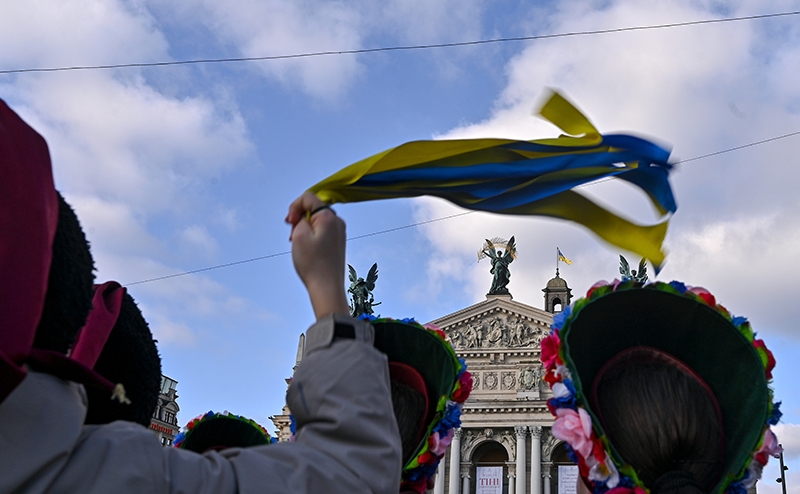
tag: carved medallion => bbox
[484,372,498,390]
[472,373,480,390]
[500,371,516,390]
[518,366,542,391]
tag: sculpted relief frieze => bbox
[445,313,547,350]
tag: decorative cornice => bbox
[462,405,551,414]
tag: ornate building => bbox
[150,374,181,446]
[428,271,574,494]
[270,267,576,494]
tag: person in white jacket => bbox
[0,98,401,494]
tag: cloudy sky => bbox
[2,0,798,490]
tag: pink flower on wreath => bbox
[586,280,611,298]
[552,407,594,459]
[429,429,454,456]
[541,332,562,369]
[688,286,716,307]
[755,429,782,466]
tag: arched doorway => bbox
[471,441,509,494]
[549,442,578,494]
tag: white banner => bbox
[558,465,579,494]
[476,466,503,494]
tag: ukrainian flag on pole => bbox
[557,248,573,265]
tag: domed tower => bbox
[543,268,572,313]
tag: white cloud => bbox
[775,423,800,459]
[145,311,198,347]
[179,225,220,259]
[0,0,168,70]
[411,0,800,342]
[154,0,487,101]
[0,1,260,337]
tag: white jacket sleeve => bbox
[0,316,400,494]
[227,314,402,494]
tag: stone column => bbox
[449,429,462,494]
[434,457,446,494]
[507,462,517,494]
[515,426,527,494]
[461,464,471,494]
[530,426,542,494]
[543,465,552,494]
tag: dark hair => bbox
[591,348,722,492]
[84,292,162,427]
[391,380,427,465]
[33,192,95,354]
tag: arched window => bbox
[471,441,509,494]
[549,442,578,494]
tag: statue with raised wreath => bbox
[478,236,516,296]
[348,263,380,317]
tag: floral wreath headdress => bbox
[362,315,472,493]
[540,280,781,494]
[174,410,276,453]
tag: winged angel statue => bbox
[348,263,380,317]
[619,255,648,283]
[478,237,517,296]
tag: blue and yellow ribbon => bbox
[310,90,675,270]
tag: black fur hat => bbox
[33,192,95,354]
[84,291,162,427]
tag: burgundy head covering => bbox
[0,99,58,401]
[71,282,126,369]
[0,100,122,404]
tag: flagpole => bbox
[555,247,559,276]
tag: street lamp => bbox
[775,444,788,494]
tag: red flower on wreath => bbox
[452,372,473,402]
[753,339,776,379]
[541,332,562,369]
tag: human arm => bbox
[285,192,349,320]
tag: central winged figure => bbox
[480,236,516,296]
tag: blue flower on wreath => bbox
[439,402,462,430]
[668,280,688,294]
[732,316,747,327]
[549,378,578,410]
[552,305,572,330]
[289,414,297,435]
[768,402,782,426]
[456,358,467,378]
[358,313,377,321]
[401,317,417,325]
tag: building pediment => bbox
[428,294,553,352]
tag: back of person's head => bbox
[84,291,161,427]
[33,192,94,354]
[591,348,722,491]
[391,379,427,465]
[542,280,781,494]
[370,317,472,493]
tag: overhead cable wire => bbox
[126,211,475,285]
[2,11,799,75]
[125,129,800,286]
